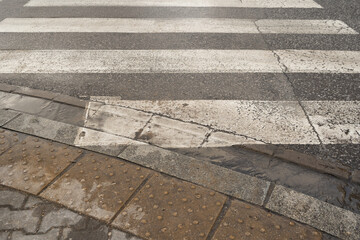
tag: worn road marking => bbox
[81,99,360,147]
[1,50,360,73]
[25,0,322,8]
[0,18,355,34]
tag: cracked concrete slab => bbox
[108,100,319,144]
[138,115,210,148]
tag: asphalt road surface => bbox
[0,0,359,169]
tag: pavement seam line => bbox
[36,151,86,196]
[205,196,231,240]
[109,172,153,223]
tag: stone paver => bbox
[0,110,19,127]
[113,174,227,240]
[0,208,39,233]
[0,129,25,155]
[110,230,142,240]
[41,153,152,222]
[0,190,26,209]
[212,199,322,240]
[39,208,83,232]
[266,185,360,240]
[0,188,139,240]
[11,229,60,240]
[0,135,82,194]
[119,144,270,205]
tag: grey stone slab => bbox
[4,114,78,145]
[0,232,9,240]
[39,208,83,232]
[61,218,109,240]
[14,86,59,100]
[11,229,60,240]
[0,92,51,115]
[266,185,360,240]
[119,144,270,205]
[0,109,19,126]
[110,230,142,240]
[0,208,39,233]
[0,190,26,209]
[24,196,44,209]
[38,101,86,126]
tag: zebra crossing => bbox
[0,0,359,164]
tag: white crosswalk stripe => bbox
[0,0,359,152]
[0,50,359,73]
[0,18,357,34]
[25,0,323,8]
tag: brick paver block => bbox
[41,153,152,222]
[113,174,227,240]
[0,135,82,194]
[212,199,322,240]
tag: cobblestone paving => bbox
[0,186,141,240]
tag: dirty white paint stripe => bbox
[1,50,360,73]
[0,18,355,34]
[87,99,360,146]
[25,0,322,8]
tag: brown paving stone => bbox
[41,153,152,222]
[112,174,227,240]
[0,129,26,155]
[0,135,81,194]
[212,199,322,240]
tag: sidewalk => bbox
[0,84,359,239]
[0,129,323,240]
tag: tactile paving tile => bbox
[0,135,81,194]
[212,200,322,240]
[0,129,26,155]
[112,174,227,240]
[41,153,152,222]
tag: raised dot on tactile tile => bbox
[122,212,127,216]
[275,225,281,230]
[229,236,235,240]
[145,184,151,188]
[92,159,96,163]
[210,192,215,196]
[149,194,154,199]
[191,185,196,189]
[120,162,125,166]
[245,232,251,236]
[245,205,251,209]
[129,187,134,191]
[168,201,173,205]
[141,219,147,224]
[153,205,159,209]
[193,220,199,225]
[260,228,266,233]
[238,219,243,224]
[134,197,139,201]
[65,173,69,177]
[95,176,100,179]
[289,221,295,226]
[187,208,193,213]
[178,224,183,229]
[178,188,183,192]
[157,216,163,220]
[202,205,207,209]
[172,212,178,217]
[93,167,98,171]
[161,227,167,233]
[182,198,188,202]
[164,191,169,195]
[140,175,144,179]
[312,232,319,236]
[199,233,205,237]
[216,202,221,206]
[209,217,214,221]
[65,153,69,156]
[145,232,150,237]
[123,169,128,173]
[195,194,201,199]
[136,167,141,171]
[118,200,123,204]
[267,213,272,217]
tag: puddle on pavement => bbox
[171,146,360,214]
